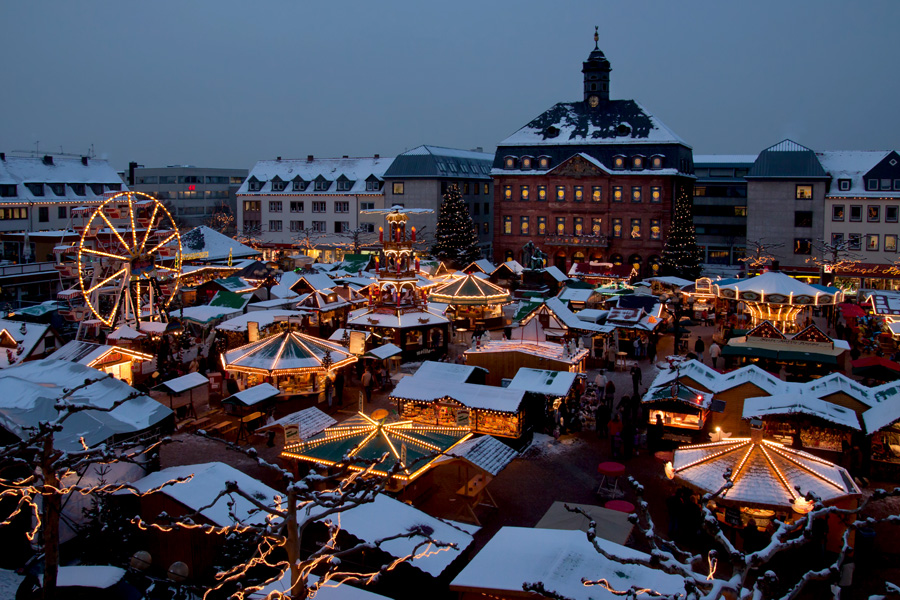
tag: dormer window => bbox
[365,179,381,191]
[248,179,262,192]
[50,183,66,196]
[336,178,353,191]
[612,155,625,170]
[632,156,644,170]
[106,183,121,192]
[315,178,331,192]
[538,156,551,169]
[867,179,878,191]
[504,156,516,170]
[521,156,533,170]
[838,179,851,192]
[26,183,44,196]
[89,184,104,195]
[650,155,664,170]
[271,178,286,192]
[71,183,85,196]
[292,178,308,192]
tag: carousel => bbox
[346,206,450,360]
[222,330,356,396]
[714,271,842,333]
[281,411,472,489]
[428,272,510,330]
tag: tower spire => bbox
[594,25,599,50]
[583,27,611,104]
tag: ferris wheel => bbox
[74,191,182,329]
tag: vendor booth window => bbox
[795,184,813,199]
[556,217,566,235]
[867,234,880,251]
[832,205,844,221]
[793,238,811,254]
[885,235,897,252]
[538,216,547,235]
[612,218,622,238]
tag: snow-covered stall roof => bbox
[645,275,694,288]
[106,325,145,340]
[391,378,525,414]
[862,382,900,433]
[0,318,53,368]
[492,260,525,275]
[12,300,60,318]
[557,287,594,304]
[156,372,208,394]
[308,493,476,577]
[542,265,569,282]
[124,462,280,527]
[647,360,787,395]
[346,306,449,329]
[226,383,280,407]
[450,527,683,600]
[742,395,862,430]
[215,309,306,332]
[296,273,338,292]
[435,434,518,476]
[170,304,242,325]
[168,226,260,261]
[48,340,153,366]
[542,297,612,333]
[259,406,337,440]
[251,572,391,599]
[364,343,402,360]
[507,368,577,397]
[46,566,126,590]
[0,359,172,451]
[411,360,486,384]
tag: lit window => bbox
[521,157,532,170]
[463,182,470,194]
[537,185,547,201]
[849,233,862,250]
[520,185,529,201]
[795,185,813,199]
[633,156,643,170]
[556,186,565,201]
[831,233,844,246]
[612,218,622,238]
[556,217,565,234]
[574,217,584,236]
[650,186,661,203]
[520,216,529,235]
[591,217,602,235]
[504,185,512,200]
[592,186,602,202]
[651,155,663,169]
[868,206,880,222]
[735,206,747,217]
[650,219,661,240]
[613,156,625,170]
[886,234,898,252]
[612,186,623,202]
[574,186,583,202]
[631,219,641,238]
[503,215,512,234]
[867,234,880,251]
[504,156,516,169]
[483,183,489,195]
[537,216,547,235]
[393,182,404,195]
[632,187,642,202]
[832,205,844,221]
[538,156,550,169]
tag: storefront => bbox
[643,382,716,431]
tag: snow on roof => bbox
[169,226,260,261]
[49,566,125,590]
[649,360,787,396]
[299,273,338,291]
[106,325,145,340]
[401,144,493,161]
[507,368,577,397]
[714,271,838,304]
[450,526,683,599]
[48,340,150,367]
[365,343,402,360]
[138,321,168,334]
[391,377,525,413]
[125,462,281,528]
[694,154,758,165]
[227,383,280,407]
[0,359,171,450]
[557,287,593,303]
[411,360,484,384]
[464,259,496,274]
[346,306,449,329]
[743,395,862,430]
[0,318,52,368]
[862,381,900,432]
[802,372,873,408]
[12,301,60,318]
[467,339,589,365]
[645,275,694,288]
[238,157,393,195]
[544,297,610,333]
[0,155,123,199]
[247,298,300,310]
[260,406,337,439]
[436,435,518,476]
[170,304,241,325]
[309,493,476,577]
[542,265,568,282]
[817,150,894,198]
[251,572,391,599]
[328,328,371,342]
[216,309,306,332]
[492,260,525,275]
[158,372,208,394]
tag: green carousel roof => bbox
[223,331,356,375]
[282,413,471,482]
[429,273,510,306]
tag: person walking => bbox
[608,413,623,458]
[604,379,616,407]
[694,336,706,361]
[594,370,608,403]
[630,364,642,398]
[361,366,374,405]
[709,341,722,369]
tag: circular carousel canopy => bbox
[428,273,510,306]
[223,331,356,375]
[714,271,841,306]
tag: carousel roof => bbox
[223,331,356,375]
[429,273,510,306]
[670,435,860,510]
[714,271,841,306]
[281,413,472,482]
[346,305,449,329]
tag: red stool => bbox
[596,461,626,498]
[605,499,636,513]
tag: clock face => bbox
[588,95,599,107]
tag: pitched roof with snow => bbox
[743,395,862,430]
[817,150,896,198]
[169,226,260,261]
[438,435,518,476]
[0,155,124,202]
[507,368,577,397]
[384,145,493,180]
[215,309,306,332]
[542,297,611,333]
[0,318,54,368]
[391,377,525,413]
[238,157,393,195]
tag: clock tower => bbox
[582,26,611,106]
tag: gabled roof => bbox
[543,297,611,333]
[491,260,525,276]
[170,225,260,261]
[391,377,526,413]
[435,435,518,476]
[463,259,497,274]
[746,139,828,179]
[497,100,688,147]
[0,155,124,202]
[743,395,862,430]
[817,150,894,198]
[238,157,393,195]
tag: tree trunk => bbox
[41,439,60,600]
[285,488,308,598]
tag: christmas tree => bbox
[660,183,702,280]
[431,184,481,267]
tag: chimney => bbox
[0,153,5,162]
[42,155,53,166]
[307,155,314,162]
[374,154,380,159]
[128,161,138,186]
[342,155,349,159]
[81,156,89,166]
[276,156,282,161]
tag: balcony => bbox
[544,234,608,248]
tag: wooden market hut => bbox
[641,380,720,435]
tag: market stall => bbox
[742,395,862,454]
[642,381,718,432]
[428,272,511,331]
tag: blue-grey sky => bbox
[2,0,897,171]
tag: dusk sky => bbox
[2,0,897,171]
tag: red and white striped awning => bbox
[57,288,81,300]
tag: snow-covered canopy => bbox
[411,360,485,384]
[215,309,306,333]
[433,434,518,476]
[107,325,145,340]
[0,318,54,368]
[645,275,694,288]
[156,372,208,394]
[391,377,525,414]
[259,406,337,440]
[0,359,172,451]
[346,305,449,329]
[507,368,577,397]
[170,304,242,325]
[49,340,153,367]
[224,331,356,375]
[714,271,841,306]
[225,382,280,407]
[542,297,612,333]
[364,343,402,360]
[742,395,862,430]
[450,527,683,600]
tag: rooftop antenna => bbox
[34,141,39,156]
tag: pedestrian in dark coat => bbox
[630,364,642,398]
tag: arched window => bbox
[611,253,623,266]
[573,251,585,264]
[505,249,514,262]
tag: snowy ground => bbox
[521,432,585,458]
[0,568,23,598]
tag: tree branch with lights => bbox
[805,238,862,285]
[524,475,900,600]
[739,238,784,273]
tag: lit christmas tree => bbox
[660,183,702,280]
[431,184,481,267]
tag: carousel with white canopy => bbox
[714,271,843,332]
